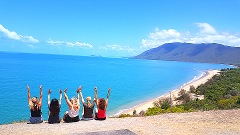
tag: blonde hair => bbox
[71,97,79,108]
[29,97,38,109]
[86,96,91,107]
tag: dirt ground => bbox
[0,109,240,135]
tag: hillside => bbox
[132,43,240,66]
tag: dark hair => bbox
[49,98,60,116]
[99,98,106,110]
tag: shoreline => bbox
[122,69,220,115]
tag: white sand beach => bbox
[124,70,220,115]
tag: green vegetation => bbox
[153,97,170,108]
[119,68,240,117]
[144,107,166,116]
[176,89,191,103]
[144,68,240,116]
[161,102,170,110]
[118,114,131,118]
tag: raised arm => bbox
[39,85,43,109]
[79,86,84,104]
[94,87,98,107]
[64,88,72,108]
[27,85,32,109]
[59,89,62,105]
[105,88,111,109]
[76,86,81,106]
[48,89,51,105]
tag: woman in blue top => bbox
[27,85,43,124]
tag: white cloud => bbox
[99,45,135,52]
[27,45,35,48]
[47,39,64,45]
[0,24,20,40]
[66,41,93,48]
[0,24,39,43]
[149,28,180,40]
[22,36,39,43]
[196,23,218,34]
[75,42,93,48]
[142,23,240,48]
[47,39,94,48]
[141,28,183,48]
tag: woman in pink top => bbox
[94,87,111,120]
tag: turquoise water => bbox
[0,51,233,124]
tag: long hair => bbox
[49,98,60,116]
[86,96,91,108]
[30,97,38,110]
[71,97,79,109]
[99,98,106,110]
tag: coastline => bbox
[122,69,220,115]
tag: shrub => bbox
[133,109,137,115]
[190,85,195,93]
[166,106,185,113]
[187,108,195,112]
[153,97,171,108]
[182,104,192,111]
[218,96,239,109]
[237,96,240,104]
[230,89,240,96]
[144,107,166,116]
[139,110,145,116]
[202,104,217,111]
[177,89,191,103]
[161,102,170,110]
[119,114,131,118]
[224,94,232,99]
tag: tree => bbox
[177,89,191,103]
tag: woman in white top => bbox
[63,88,80,123]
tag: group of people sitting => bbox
[27,85,111,124]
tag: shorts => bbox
[94,113,106,120]
[81,115,94,121]
[48,115,60,124]
[29,116,43,124]
[64,113,80,123]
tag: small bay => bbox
[0,51,233,124]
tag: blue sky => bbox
[0,0,240,57]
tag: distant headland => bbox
[131,42,240,67]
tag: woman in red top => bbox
[94,87,111,120]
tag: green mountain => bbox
[132,42,240,66]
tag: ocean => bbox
[0,51,233,124]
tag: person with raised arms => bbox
[27,85,43,124]
[63,88,80,123]
[47,88,62,124]
[79,86,96,120]
[94,87,111,120]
